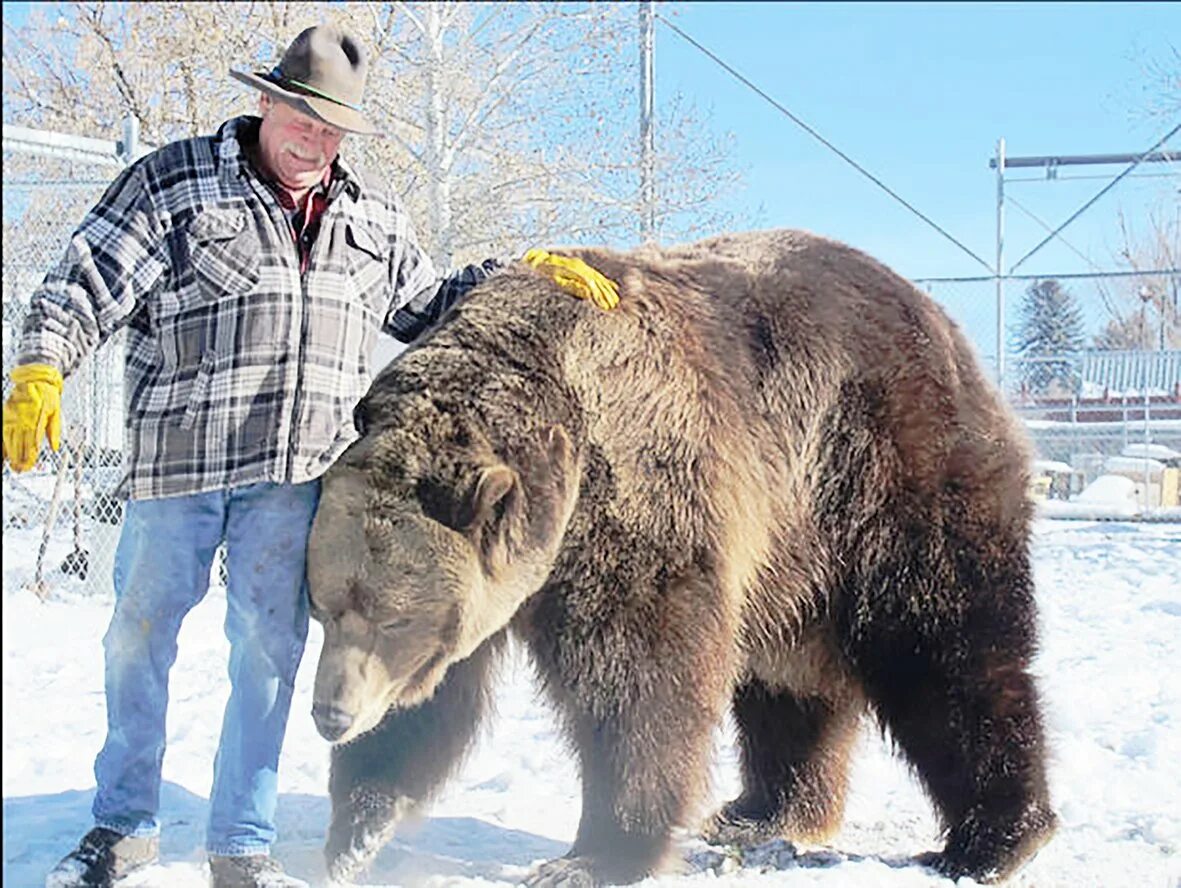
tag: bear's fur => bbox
[307,229,1056,885]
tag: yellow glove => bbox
[523,249,620,311]
[3,363,64,473]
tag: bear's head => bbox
[307,400,579,744]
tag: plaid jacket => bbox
[18,116,500,500]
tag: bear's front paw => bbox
[324,789,408,883]
[523,855,602,888]
[702,802,784,847]
[916,848,1001,883]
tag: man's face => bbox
[257,95,346,191]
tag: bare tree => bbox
[1094,206,1181,349]
[1140,43,1181,122]
[3,1,742,266]
[1092,42,1181,349]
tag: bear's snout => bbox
[312,703,354,742]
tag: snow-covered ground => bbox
[3,519,1180,888]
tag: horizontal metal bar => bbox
[3,123,121,156]
[990,151,1178,169]
[4,178,116,188]
[2,139,124,168]
[914,268,1181,285]
[1004,171,1180,183]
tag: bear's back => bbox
[549,231,1029,607]
[561,229,1006,458]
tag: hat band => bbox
[269,66,363,112]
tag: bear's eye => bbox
[379,616,413,634]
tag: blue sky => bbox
[3,1,1178,358]
[652,2,1179,359]
[655,3,1177,275]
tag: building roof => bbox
[1078,349,1181,397]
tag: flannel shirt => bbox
[17,116,501,500]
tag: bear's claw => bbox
[324,790,407,883]
[523,855,601,888]
[916,802,1057,884]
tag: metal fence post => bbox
[120,114,139,164]
[639,1,656,244]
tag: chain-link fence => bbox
[921,272,1181,511]
[3,126,129,600]
[4,123,1180,601]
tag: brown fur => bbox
[307,229,1056,885]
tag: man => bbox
[3,24,615,888]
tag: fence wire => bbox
[3,125,1180,601]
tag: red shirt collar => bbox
[266,163,333,211]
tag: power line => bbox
[913,268,1181,285]
[1005,194,1104,275]
[1007,121,1181,274]
[1004,194,1133,319]
[655,12,994,274]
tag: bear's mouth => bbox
[385,646,451,710]
[317,644,456,744]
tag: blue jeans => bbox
[91,480,320,856]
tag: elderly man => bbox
[4,24,613,888]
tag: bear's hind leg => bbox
[849,550,1056,882]
[325,630,507,881]
[707,679,861,848]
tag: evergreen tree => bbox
[1015,279,1085,396]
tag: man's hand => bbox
[523,249,620,311]
[3,363,64,473]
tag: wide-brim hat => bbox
[231,25,378,136]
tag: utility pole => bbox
[639,1,656,244]
[995,138,1006,391]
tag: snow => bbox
[4,520,1181,888]
[1032,459,1077,475]
[1103,456,1167,478]
[1023,418,1181,434]
[1075,475,1140,509]
[1121,444,1181,462]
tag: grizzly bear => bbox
[306,229,1056,886]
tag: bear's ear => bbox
[469,465,519,527]
[417,464,518,534]
[463,465,525,575]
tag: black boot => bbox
[208,854,308,888]
[45,827,159,887]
